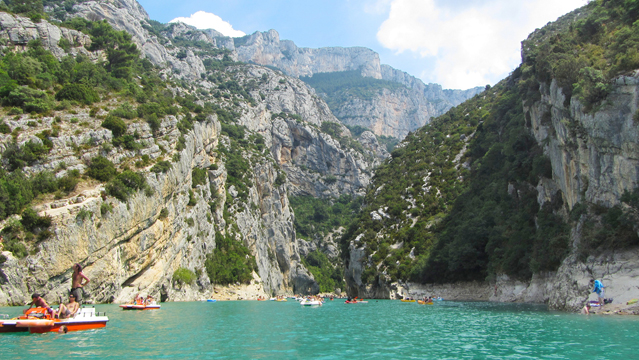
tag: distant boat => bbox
[120,303,161,310]
[300,299,323,306]
[400,299,416,303]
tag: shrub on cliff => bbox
[191,167,208,188]
[20,207,51,233]
[105,170,148,202]
[3,140,51,171]
[55,83,100,104]
[101,115,127,138]
[205,231,256,285]
[172,267,196,285]
[86,156,117,182]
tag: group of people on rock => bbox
[23,263,90,319]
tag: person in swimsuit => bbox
[24,293,56,318]
[57,293,80,319]
[71,263,90,303]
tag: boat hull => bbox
[28,320,108,334]
[4,307,109,334]
[0,321,28,333]
[300,300,323,306]
[120,304,161,310]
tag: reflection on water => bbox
[2,300,639,359]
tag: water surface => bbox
[1,300,638,359]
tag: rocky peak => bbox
[235,29,382,79]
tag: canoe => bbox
[417,300,434,305]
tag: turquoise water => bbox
[1,300,639,359]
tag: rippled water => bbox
[1,300,639,359]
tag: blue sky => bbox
[137,0,587,90]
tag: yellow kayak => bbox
[417,300,434,305]
[401,299,416,303]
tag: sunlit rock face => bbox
[232,29,482,139]
[0,2,386,305]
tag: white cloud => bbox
[169,11,246,38]
[377,0,588,89]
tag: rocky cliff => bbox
[230,29,482,139]
[0,3,385,305]
[342,1,639,312]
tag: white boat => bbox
[300,299,323,306]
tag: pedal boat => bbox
[300,299,323,306]
[119,302,161,310]
[1,307,108,334]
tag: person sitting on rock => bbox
[58,293,80,319]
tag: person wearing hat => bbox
[57,293,80,319]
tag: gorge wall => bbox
[230,29,483,139]
[342,3,639,311]
[0,2,385,305]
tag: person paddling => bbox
[71,263,90,304]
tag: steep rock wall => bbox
[233,29,482,139]
[0,121,221,305]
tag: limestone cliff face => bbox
[236,66,381,198]
[233,29,482,139]
[0,12,96,60]
[528,77,639,209]
[522,74,639,310]
[0,4,386,304]
[69,0,207,80]
[0,120,221,305]
[234,29,382,79]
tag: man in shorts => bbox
[71,263,90,303]
[57,293,80,319]
[592,279,605,305]
[24,293,56,318]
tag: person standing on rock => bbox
[592,279,605,305]
[71,263,90,304]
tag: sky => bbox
[136,0,588,90]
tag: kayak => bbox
[400,299,416,302]
[417,300,434,305]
